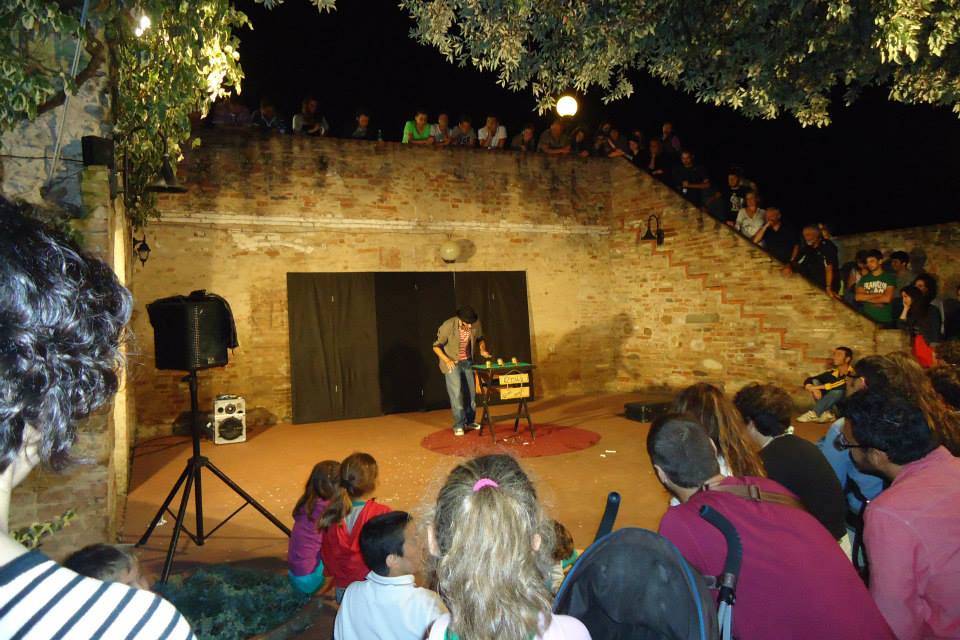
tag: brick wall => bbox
[837,223,960,299]
[132,132,907,436]
[1,25,123,559]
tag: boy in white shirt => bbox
[334,511,446,640]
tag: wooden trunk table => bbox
[472,362,535,442]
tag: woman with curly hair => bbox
[0,202,195,638]
[885,352,960,456]
[671,382,766,478]
[426,454,589,640]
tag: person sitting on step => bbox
[798,346,855,423]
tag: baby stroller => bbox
[553,493,742,640]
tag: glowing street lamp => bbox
[556,95,578,117]
[134,13,151,37]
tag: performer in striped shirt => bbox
[432,306,492,436]
[0,205,195,639]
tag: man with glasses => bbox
[433,306,492,436]
[816,355,890,513]
[841,391,960,640]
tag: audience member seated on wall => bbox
[402,109,434,145]
[570,127,592,158]
[798,346,856,424]
[644,138,671,181]
[510,123,537,152]
[430,113,452,146]
[425,455,590,640]
[334,511,446,640]
[449,115,476,147]
[888,250,917,290]
[348,108,377,140]
[841,391,960,640]
[733,190,765,238]
[899,285,944,357]
[601,128,630,158]
[913,273,947,338]
[785,224,840,298]
[671,383,765,479]
[855,249,898,325]
[843,250,871,306]
[648,415,895,640]
[721,166,752,224]
[251,97,285,132]
[292,96,329,136]
[477,115,507,150]
[659,120,682,155]
[0,204,195,639]
[538,119,571,156]
[591,121,613,155]
[209,95,251,126]
[733,384,849,548]
[672,150,711,208]
[627,139,645,168]
[750,206,795,263]
[63,544,151,590]
[929,365,960,410]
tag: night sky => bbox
[232,0,960,235]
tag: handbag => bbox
[912,333,936,368]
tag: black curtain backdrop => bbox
[454,271,532,366]
[288,271,531,422]
[287,272,380,423]
[374,272,455,414]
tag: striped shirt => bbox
[0,550,194,640]
[457,323,471,362]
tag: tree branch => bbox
[35,30,106,116]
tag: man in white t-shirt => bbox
[477,115,507,150]
[335,512,446,640]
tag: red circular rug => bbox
[421,423,601,458]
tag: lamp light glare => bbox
[139,14,152,30]
[556,95,578,117]
[134,26,144,37]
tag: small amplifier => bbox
[212,394,246,444]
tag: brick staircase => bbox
[604,162,906,393]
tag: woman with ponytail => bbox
[319,452,391,602]
[426,455,590,640]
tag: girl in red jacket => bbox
[319,452,391,602]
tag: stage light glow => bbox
[139,14,152,30]
[556,95,578,117]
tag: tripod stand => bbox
[137,369,291,583]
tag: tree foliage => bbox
[111,1,248,227]
[399,0,960,126]
[1,1,247,227]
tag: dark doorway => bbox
[374,272,455,414]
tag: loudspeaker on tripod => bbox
[146,290,237,371]
[212,394,246,444]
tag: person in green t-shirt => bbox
[856,249,897,324]
[402,109,434,145]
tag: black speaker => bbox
[81,135,115,168]
[147,291,236,371]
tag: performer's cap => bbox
[457,305,479,323]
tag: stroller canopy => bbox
[553,527,719,640]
